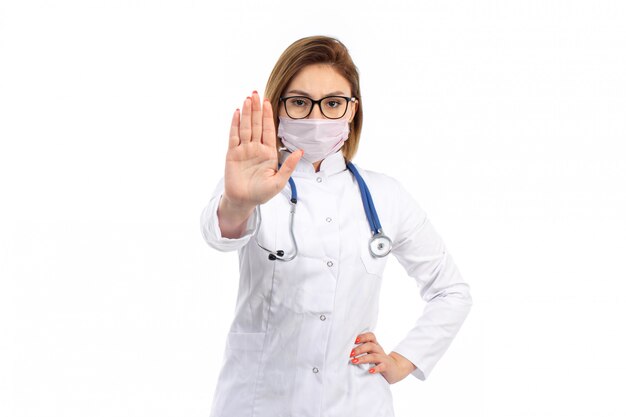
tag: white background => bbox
[1,0,625,416]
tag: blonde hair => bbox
[264,35,363,162]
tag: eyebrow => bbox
[285,89,348,97]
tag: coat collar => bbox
[278,148,347,177]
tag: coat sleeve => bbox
[388,177,472,381]
[199,177,259,252]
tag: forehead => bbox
[285,64,351,95]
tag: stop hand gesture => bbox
[218,91,303,238]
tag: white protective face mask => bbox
[277,116,350,165]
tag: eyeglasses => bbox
[279,95,357,119]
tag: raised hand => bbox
[217,91,303,239]
[223,91,303,209]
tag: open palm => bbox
[224,92,303,208]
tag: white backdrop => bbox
[1,0,625,416]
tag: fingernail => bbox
[355,337,360,344]
[369,369,375,374]
[246,96,251,99]
[264,98,269,102]
[236,108,240,112]
[253,90,258,94]
[351,358,358,363]
[350,349,355,357]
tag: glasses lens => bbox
[285,97,313,119]
[321,97,348,119]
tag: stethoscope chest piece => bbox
[369,232,392,257]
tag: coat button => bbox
[320,314,326,321]
[312,367,319,373]
[327,261,333,267]
[316,177,322,183]
[326,217,332,222]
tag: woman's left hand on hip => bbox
[350,331,417,384]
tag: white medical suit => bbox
[200,149,472,417]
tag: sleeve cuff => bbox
[391,345,427,381]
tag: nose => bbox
[307,102,326,119]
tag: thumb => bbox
[275,149,303,185]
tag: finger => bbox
[350,342,383,358]
[239,97,252,143]
[251,91,262,142]
[261,98,276,148]
[274,149,303,186]
[369,362,386,374]
[355,332,377,345]
[350,352,384,365]
[364,332,377,343]
[356,342,384,353]
[228,108,241,149]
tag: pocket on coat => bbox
[227,331,266,351]
[359,230,388,278]
[349,359,393,408]
[211,332,266,416]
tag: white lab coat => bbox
[200,148,472,417]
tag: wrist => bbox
[217,195,256,239]
[220,194,255,219]
[389,351,417,376]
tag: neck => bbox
[313,160,321,172]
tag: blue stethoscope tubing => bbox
[254,160,392,261]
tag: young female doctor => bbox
[200,35,472,417]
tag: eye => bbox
[326,100,341,108]
[288,98,308,107]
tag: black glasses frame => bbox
[279,95,357,119]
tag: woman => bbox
[200,35,472,417]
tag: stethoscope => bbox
[254,159,393,262]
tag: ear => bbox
[348,99,358,123]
